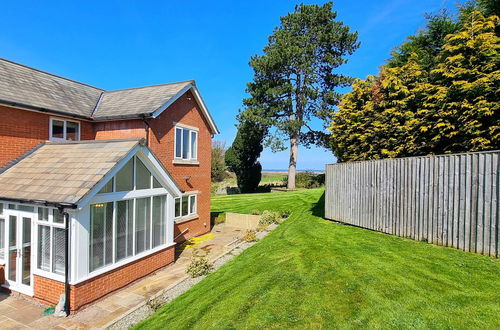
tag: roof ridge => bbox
[0,58,105,92]
[104,80,194,94]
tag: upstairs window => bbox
[175,126,198,161]
[50,118,80,141]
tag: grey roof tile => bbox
[0,58,194,120]
[0,139,140,205]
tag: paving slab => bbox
[0,223,244,329]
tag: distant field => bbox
[223,172,286,185]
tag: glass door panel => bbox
[8,215,17,281]
[21,217,31,285]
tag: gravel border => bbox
[106,224,277,329]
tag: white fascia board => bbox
[76,144,182,209]
[150,84,219,135]
[150,84,193,119]
[190,85,219,134]
[76,144,140,209]
[139,147,183,197]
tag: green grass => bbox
[135,189,500,329]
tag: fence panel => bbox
[325,151,500,258]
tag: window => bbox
[174,126,198,160]
[174,194,197,218]
[89,195,168,273]
[115,158,134,192]
[50,118,80,141]
[36,207,66,275]
[97,156,163,194]
[89,202,114,272]
[115,200,133,262]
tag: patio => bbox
[0,223,245,329]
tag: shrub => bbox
[213,216,225,225]
[251,209,261,215]
[278,209,292,218]
[186,252,214,278]
[284,172,325,189]
[241,230,258,242]
[256,223,269,232]
[259,210,280,225]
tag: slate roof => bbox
[0,59,102,118]
[92,81,191,120]
[0,58,217,132]
[0,139,141,206]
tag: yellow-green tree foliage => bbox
[329,10,499,162]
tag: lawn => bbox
[135,189,500,329]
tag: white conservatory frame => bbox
[0,145,182,296]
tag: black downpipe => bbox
[62,210,71,315]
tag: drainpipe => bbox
[141,116,151,147]
[60,208,71,316]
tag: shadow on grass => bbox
[310,191,325,218]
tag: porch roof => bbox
[0,139,142,207]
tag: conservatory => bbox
[0,139,181,313]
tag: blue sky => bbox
[1,0,457,170]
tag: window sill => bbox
[173,159,199,166]
[174,214,199,224]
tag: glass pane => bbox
[105,203,113,265]
[18,205,34,212]
[66,121,79,141]
[99,178,114,194]
[38,225,51,272]
[38,207,49,221]
[0,203,3,215]
[182,129,190,159]
[22,217,31,285]
[136,158,151,190]
[53,209,64,224]
[175,198,181,218]
[8,216,17,281]
[52,120,64,139]
[153,177,162,188]
[175,128,182,158]
[116,158,134,192]
[8,204,16,210]
[191,131,197,160]
[135,197,151,254]
[189,195,196,214]
[152,195,166,247]
[116,200,133,261]
[0,218,4,260]
[53,228,65,275]
[182,196,189,216]
[90,202,113,272]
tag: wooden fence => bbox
[325,151,499,258]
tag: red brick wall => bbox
[33,245,174,312]
[148,90,212,240]
[93,119,146,140]
[0,105,94,167]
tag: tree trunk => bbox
[287,133,299,189]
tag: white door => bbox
[3,206,34,296]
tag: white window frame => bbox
[174,194,197,219]
[34,207,66,278]
[49,117,81,141]
[89,194,168,275]
[0,202,5,264]
[174,125,198,161]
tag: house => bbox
[0,58,218,313]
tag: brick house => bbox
[0,58,218,313]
